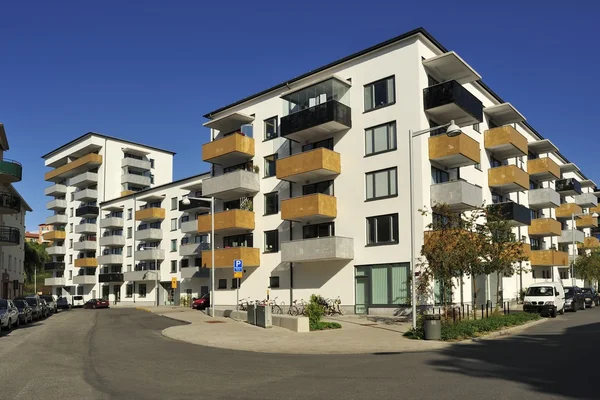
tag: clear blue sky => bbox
[2,0,599,229]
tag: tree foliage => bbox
[574,248,600,286]
[24,241,49,283]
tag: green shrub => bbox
[307,294,325,330]
[311,321,342,330]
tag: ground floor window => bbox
[126,284,133,298]
[77,286,84,295]
[138,284,147,298]
[434,279,453,305]
[218,279,227,289]
[355,263,409,311]
[559,269,569,280]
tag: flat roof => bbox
[41,132,176,159]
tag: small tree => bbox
[574,248,600,287]
[24,241,49,283]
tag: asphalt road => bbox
[1,306,599,400]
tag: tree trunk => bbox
[495,271,501,308]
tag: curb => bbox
[465,318,548,343]
[135,307,152,312]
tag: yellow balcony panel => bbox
[576,215,598,229]
[590,205,600,214]
[43,230,66,241]
[74,258,98,268]
[44,153,103,182]
[429,133,480,169]
[135,207,166,222]
[121,190,134,197]
[530,250,569,267]
[281,194,336,222]
[555,203,583,220]
[579,237,600,249]
[529,218,561,237]
[197,209,255,234]
[488,165,529,193]
[518,243,531,260]
[202,133,254,165]
[201,247,260,268]
[276,148,341,183]
[527,158,560,182]
[484,125,528,159]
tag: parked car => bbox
[72,295,85,308]
[0,299,20,330]
[57,297,72,310]
[40,299,50,318]
[40,295,58,314]
[15,296,42,321]
[191,293,210,310]
[564,286,586,312]
[581,288,599,308]
[83,299,109,309]
[523,282,565,317]
[12,299,33,324]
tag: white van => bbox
[71,295,85,308]
[523,282,565,317]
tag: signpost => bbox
[234,259,243,316]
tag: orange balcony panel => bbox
[74,258,98,268]
[488,165,529,192]
[121,190,134,197]
[202,133,254,165]
[197,209,255,234]
[43,230,66,241]
[578,237,600,249]
[281,194,336,222]
[484,125,528,159]
[527,158,560,182]
[276,148,341,183]
[529,218,561,237]
[201,247,260,268]
[530,250,569,266]
[429,133,480,169]
[555,203,583,219]
[135,208,166,222]
[576,215,598,229]
[45,153,103,182]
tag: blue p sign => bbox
[233,259,243,273]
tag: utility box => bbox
[247,304,257,325]
[256,305,272,328]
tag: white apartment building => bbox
[195,27,598,315]
[0,124,32,299]
[42,133,174,300]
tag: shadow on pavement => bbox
[430,321,600,399]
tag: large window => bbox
[138,284,147,298]
[367,214,399,246]
[264,154,277,178]
[431,167,449,184]
[365,122,396,156]
[171,260,177,273]
[126,284,133,298]
[171,239,177,252]
[364,76,395,112]
[302,138,333,152]
[356,263,409,306]
[223,234,253,248]
[264,192,279,215]
[170,218,177,231]
[264,230,279,253]
[366,167,397,200]
[303,180,333,196]
[303,222,334,239]
[264,117,278,141]
[171,197,177,210]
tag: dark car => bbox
[40,295,58,314]
[191,293,210,310]
[581,288,599,307]
[564,286,586,312]
[13,299,33,324]
[0,299,20,330]
[57,297,71,310]
[15,296,43,321]
[40,299,50,318]
[83,298,109,309]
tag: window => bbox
[264,154,277,178]
[223,234,253,248]
[127,246,132,257]
[264,192,279,215]
[269,276,280,288]
[224,199,241,210]
[127,208,132,220]
[474,163,482,171]
[71,193,75,201]
[171,239,177,252]
[231,278,240,289]
[69,239,73,249]
[366,167,397,200]
[530,237,541,251]
[490,157,503,168]
[431,167,449,184]
[69,255,73,264]
[364,76,395,112]
[491,192,505,204]
[264,116,278,141]
[302,180,333,196]
[264,230,279,253]
[367,214,399,246]
[181,215,189,223]
[356,263,410,306]
[171,218,177,231]
[69,270,73,280]
[473,123,480,133]
[138,284,147,298]
[218,279,227,289]
[127,227,132,238]
[171,197,177,210]
[70,208,73,217]
[181,259,189,269]
[127,264,132,272]
[126,284,133,298]
[171,260,177,273]
[365,122,396,156]
[150,159,155,168]
[560,270,569,279]
[302,138,333,152]
[528,151,538,161]
[303,222,334,239]
[69,223,73,233]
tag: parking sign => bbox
[234,259,243,278]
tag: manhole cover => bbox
[204,321,225,324]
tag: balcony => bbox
[179,198,211,213]
[74,189,98,202]
[121,190,134,197]
[488,165,529,193]
[180,266,210,279]
[201,247,259,268]
[180,242,210,257]
[45,153,102,182]
[528,188,560,210]
[45,214,68,225]
[281,194,336,222]
[198,209,255,235]
[555,203,582,220]
[45,184,67,196]
[576,215,598,229]
[202,133,255,165]
[76,206,99,218]
[46,245,66,256]
[557,229,585,244]
[136,228,163,241]
[70,172,98,188]
[574,193,598,208]
[135,207,165,222]
[430,180,482,211]
[46,199,67,211]
[99,273,124,283]
[517,243,532,260]
[201,170,260,201]
[527,158,561,182]
[529,218,561,237]
[281,236,354,263]
[100,217,124,229]
[428,133,480,169]
[423,80,483,126]
[44,277,66,286]
[0,227,20,246]
[579,237,600,249]
[487,201,531,227]
[280,100,351,143]
[121,157,151,171]
[44,262,65,272]
[484,126,528,159]
[74,240,97,251]
[43,230,66,241]
[555,178,582,196]
[97,254,124,265]
[75,223,97,234]
[74,258,98,268]
[530,250,569,267]
[99,235,125,247]
[123,270,159,282]
[276,148,341,183]
[0,192,21,215]
[181,219,198,234]
[73,275,96,285]
[135,248,165,261]
[122,173,151,187]
[0,159,22,183]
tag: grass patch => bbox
[404,312,541,341]
[310,321,342,331]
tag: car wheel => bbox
[559,306,565,315]
[551,307,557,318]
[583,301,586,310]
[7,319,11,331]
[15,317,20,328]
[591,301,596,308]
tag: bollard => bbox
[486,303,489,319]
[503,302,506,315]
[481,304,484,319]
[507,302,510,314]
[453,307,456,323]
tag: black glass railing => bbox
[488,201,531,226]
[99,273,124,283]
[76,206,99,217]
[555,178,582,195]
[44,262,65,271]
[281,100,351,137]
[423,80,483,122]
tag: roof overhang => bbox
[528,139,558,155]
[103,204,125,212]
[203,112,254,133]
[122,147,150,156]
[560,163,580,174]
[180,181,204,191]
[581,179,597,188]
[137,193,166,202]
[422,51,481,84]
[484,103,526,125]
[280,74,351,99]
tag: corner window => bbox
[218,279,227,289]
[264,154,277,178]
[171,197,177,210]
[365,122,396,156]
[150,159,155,168]
[269,276,280,288]
[171,239,177,252]
[264,116,278,141]
[171,260,177,273]
[364,76,395,112]
[472,123,480,133]
[170,218,177,231]
[127,208,132,220]
[367,214,399,246]
[127,246,132,257]
[264,230,279,253]
[366,167,397,200]
[264,192,279,215]
[127,227,132,238]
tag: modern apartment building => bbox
[0,124,31,299]
[194,27,598,314]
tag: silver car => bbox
[0,299,20,330]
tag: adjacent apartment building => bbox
[192,27,598,314]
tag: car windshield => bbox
[13,300,26,308]
[564,287,574,297]
[25,298,37,306]
[526,286,554,296]
[582,288,592,294]
[0,299,7,309]
[74,296,83,300]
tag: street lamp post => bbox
[409,120,462,329]
[181,196,215,318]
[570,211,599,287]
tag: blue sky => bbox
[2,0,599,229]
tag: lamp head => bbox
[592,212,599,218]
[181,197,191,205]
[445,120,462,137]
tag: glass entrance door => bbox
[355,277,369,314]
[101,285,109,300]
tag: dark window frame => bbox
[302,180,334,196]
[264,230,279,253]
[302,222,335,239]
[364,121,397,157]
[269,276,280,288]
[366,213,399,247]
[365,167,398,201]
[264,192,279,216]
[264,154,278,178]
[218,279,227,289]
[364,75,396,113]
[263,116,279,141]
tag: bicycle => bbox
[288,300,300,316]
[238,297,251,311]
[269,297,283,315]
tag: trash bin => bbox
[423,314,441,340]
[255,305,272,328]
[247,304,256,325]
